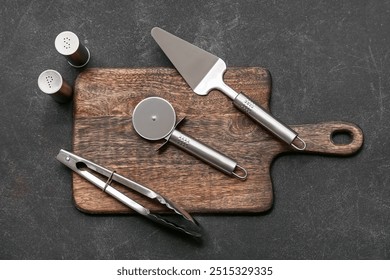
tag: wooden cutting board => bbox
[72,67,363,214]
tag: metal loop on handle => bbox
[232,165,248,180]
[291,136,307,151]
[103,170,116,192]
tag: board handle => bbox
[290,121,364,156]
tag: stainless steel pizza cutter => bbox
[132,97,247,180]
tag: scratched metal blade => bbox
[151,27,223,95]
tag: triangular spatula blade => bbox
[151,27,223,95]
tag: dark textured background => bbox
[1,0,389,259]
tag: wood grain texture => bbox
[73,67,364,214]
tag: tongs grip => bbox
[78,169,149,216]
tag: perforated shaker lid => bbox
[55,31,80,56]
[37,69,63,94]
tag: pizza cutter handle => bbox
[168,129,247,180]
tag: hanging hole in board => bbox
[331,130,354,145]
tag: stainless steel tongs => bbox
[56,149,202,237]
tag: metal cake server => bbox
[132,96,247,180]
[56,149,202,237]
[151,27,306,151]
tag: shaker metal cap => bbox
[37,69,63,94]
[55,31,80,56]
[55,31,90,68]
[37,69,73,103]
[132,97,176,141]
